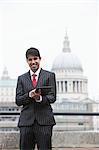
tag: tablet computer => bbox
[35,86,53,95]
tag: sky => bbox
[0,0,98,99]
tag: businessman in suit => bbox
[16,47,56,150]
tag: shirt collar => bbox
[30,68,41,77]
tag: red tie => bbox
[32,74,37,88]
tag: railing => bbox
[0,111,99,148]
[0,111,99,116]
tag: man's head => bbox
[26,47,41,72]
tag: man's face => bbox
[26,55,41,72]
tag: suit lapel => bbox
[25,71,33,88]
[36,69,45,88]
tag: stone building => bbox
[0,67,16,102]
[51,33,93,130]
[0,67,20,131]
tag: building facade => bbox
[0,67,16,102]
[51,33,94,130]
[0,67,20,131]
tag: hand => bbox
[29,89,41,99]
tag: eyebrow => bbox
[28,57,38,61]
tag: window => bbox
[73,81,75,92]
[65,81,67,92]
[78,122,84,125]
[61,81,63,92]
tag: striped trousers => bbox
[19,120,53,150]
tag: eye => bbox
[28,58,32,61]
[34,57,38,60]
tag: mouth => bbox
[30,63,38,70]
[31,66,37,69]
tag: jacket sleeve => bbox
[15,76,33,106]
[39,72,56,105]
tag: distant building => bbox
[0,67,20,131]
[0,101,20,131]
[51,32,94,130]
[92,97,99,130]
[0,67,16,102]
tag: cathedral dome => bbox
[52,33,83,72]
[52,52,83,71]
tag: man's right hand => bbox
[29,89,41,99]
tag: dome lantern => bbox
[63,32,71,53]
[1,67,10,80]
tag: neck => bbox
[31,67,41,73]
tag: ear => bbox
[26,58,28,63]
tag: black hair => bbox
[26,47,41,59]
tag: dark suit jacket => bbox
[15,68,56,127]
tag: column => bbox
[59,81,61,93]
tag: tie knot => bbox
[32,74,37,78]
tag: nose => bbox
[31,59,35,64]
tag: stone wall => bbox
[0,131,99,149]
[53,131,99,148]
[0,132,19,149]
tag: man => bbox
[15,47,56,150]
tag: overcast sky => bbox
[0,0,98,99]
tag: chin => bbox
[31,68,38,72]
